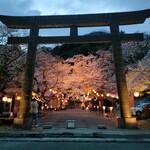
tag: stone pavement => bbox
[0,109,150,142]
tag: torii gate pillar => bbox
[14,27,39,128]
[110,25,137,128]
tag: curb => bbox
[0,130,150,139]
[0,137,150,143]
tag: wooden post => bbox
[70,26,78,37]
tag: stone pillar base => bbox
[117,117,137,129]
[13,117,32,129]
[13,117,24,128]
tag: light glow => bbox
[2,96,7,102]
[134,91,140,97]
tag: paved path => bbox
[38,108,118,130]
[0,109,150,143]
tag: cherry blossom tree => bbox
[126,50,150,94]
[33,33,150,99]
[34,47,65,96]
[123,34,150,95]
[34,47,115,98]
[63,50,114,94]
[0,25,26,92]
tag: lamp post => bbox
[41,104,44,117]
[2,96,13,117]
[2,96,8,113]
[7,98,13,117]
[102,106,106,115]
[109,106,113,118]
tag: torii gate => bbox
[0,9,150,128]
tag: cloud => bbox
[25,10,41,16]
[0,0,41,16]
[0,0,150,16]
[31,0,150,15]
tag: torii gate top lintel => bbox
[0,9,150,29]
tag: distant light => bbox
[134,92,140,97]
[96,93,99,96]
[16,96,21,100]
[41,105,44,110]
[7,98,12,103]
[102,106,106,110]
[106,93,109,97]
[109,106,113,112]
[2,96,7,102]
[101,94,104,97]
[93,90,96,93]
[32,92,36,96]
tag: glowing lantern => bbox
[2,96,7,102]
[134,92,140,97]
[7,98,12,103]
[16,96,21,100]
